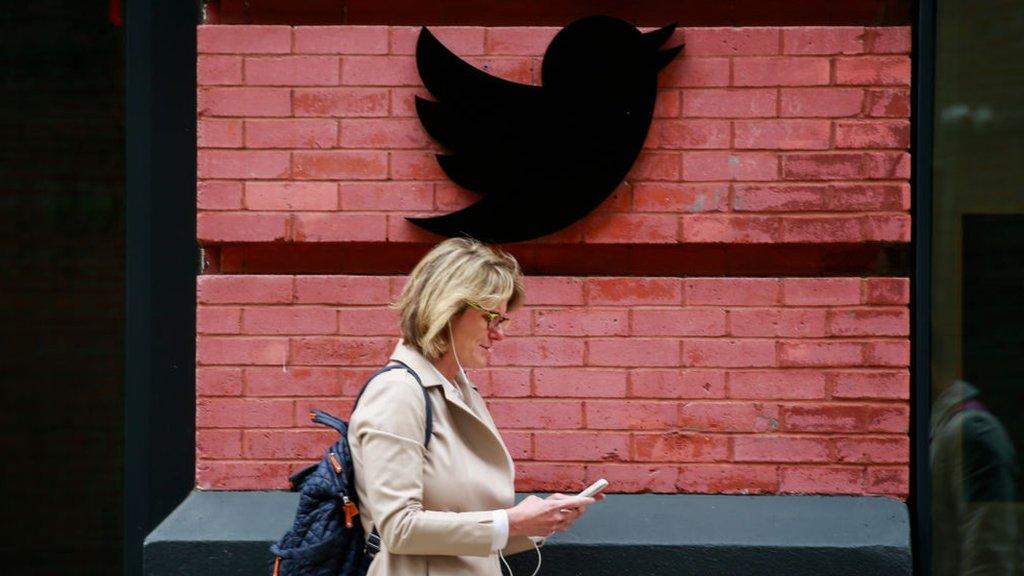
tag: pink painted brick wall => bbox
[196,26,911,246]
[196,275,910,497]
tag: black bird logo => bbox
[409,15,683,243]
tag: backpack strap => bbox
[353,360,433,448]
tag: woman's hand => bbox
[505,493,597,537]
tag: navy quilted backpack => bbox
[270,360,433,576]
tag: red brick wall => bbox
[195,25,912,497]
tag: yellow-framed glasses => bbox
[466,301,511,331]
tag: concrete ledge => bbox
[145,491,910,576]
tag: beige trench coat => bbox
[348,342,536,575]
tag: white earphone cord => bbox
[450,324,543,576]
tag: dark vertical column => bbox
[910,0,936,574]
[124,0,198,574]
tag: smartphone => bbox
[577,478,609,498]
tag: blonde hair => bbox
[395,238,524,359]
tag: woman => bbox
[348,237,597,575]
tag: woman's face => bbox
[449,300,509,369]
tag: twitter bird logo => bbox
[409,16,683,243]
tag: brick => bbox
[534,308,628,337]
[292,88,389,117]
[862,278,909,305]
[243,429,336,459]
[685,278,780,306]
[682,27,780,56]
[682,152,779,182]
[294,26,389,54]
[866,27,911,54]
[196,367,244,396]
[865,151,910,179]
[196,397,293,427]
[631,308,726,337]
[337,308,400,336]
[390,26,486,55]
[198,275,293,304]
[866,466,908,496]
[292,151,388,180]
[198,87,291,117]
[386,214,444,243]
[246,366,342,396]
[835,120,910,149]
[521,277,584,306]
[197,429,243,459]
[198,212,289,242]
[337,367,381,396]
[485,27,556,55]
[864,214,912,243]
[634,432,729,462]
[198,55,243,85]
[587,278,682,306]
[489,337,584,366]
[463,57,535,84]
[501,431,533,459]
[732,183,904,212]
[390,87,431,117]
[781,153,866,180]
[865,88,910,117]
[534,368,627,398]
[830,370,909,399]
[733,57,830,86]
[778,341,863,367]
[682,89,777,118]
[245,182,337,211]
[339,118,431,149]
[586,464,678,493]
[588,338,679,367]
[292,213,387,242]
[586,401,677,430]
[389,151,447,180]
[245,119,338,149]
[630,369,726,399]
[677,464,778,494]
[198,25,291,54]
[633,183,729,213]
[197,336,289,366]
[197,306,242,334]
[242,307,337,335]
[728,370,826,399]
[515,463,587,492]
[433,182,477,211]
[245,56,339,86]
[198,150,290,179]
[336,182,432,211]
[780,216,864,243]
[733,436,830,462]
[780,88,864,117]
[729,308,827,337]
[593,183,633,213]
[470,368,531,398]
[582,214,678,243]
[781,403,877,432]
[835,56,910,85]
[834,437,909,463]
[198,181,244,210]
[735,120,831,150]
[654,90,681,118]
[196,461,296,490]
[678,401,779,432]
[289,337,392,365]
[827,308,909,336]
[534,432,630,461]
[197,118,243,148]
[645,120,730,149]
[779,466,864,494]
[681,214,781,243]
[341,56,419,86]
[782,278,861,306]
[684,339,775,367]
[626,152,681,181]
[487,400,582,429]
[293,398,356,423]
[864,341,910,367]
[661,57,731,87]
[782,27,865,55]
